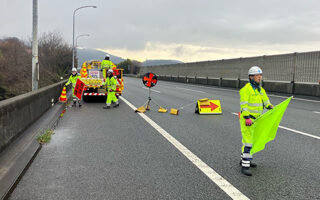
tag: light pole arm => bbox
[72,5,97,69]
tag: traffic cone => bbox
[59,86,67,102]
[81,65,88,78]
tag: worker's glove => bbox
[245,118,253,126]
[109,89,114,92]
[267,105,274,110]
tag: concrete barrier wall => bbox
[221,78,239,88]
[0,80,66,152]
[262,81,293,94]
[294,83,320,96]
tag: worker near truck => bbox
[239,66,273,176]
[101,54,114,80]
[65,67,82,107]
[103,69,119,109]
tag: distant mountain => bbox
[77,48,125,66]
[142,59,183,66]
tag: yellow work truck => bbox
[80,60,124,101]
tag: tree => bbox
[117,59,141,74]
[0,32,72,100]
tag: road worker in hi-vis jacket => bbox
[65,67,81,107]
[239,66,274,176]
[103,69,119,109]
[101,54,114,80]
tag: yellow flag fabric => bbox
[250,96,293,154]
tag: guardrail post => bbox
[291,52,297,94]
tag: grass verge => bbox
[36,129,54,144]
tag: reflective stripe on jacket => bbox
[239,82,272,118]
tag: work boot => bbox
[72,101,76,107]
[78,103,82,108]
[103,105,110,109]
[113,103,119,108]
[241,167,252,176]
[240,160,257,168]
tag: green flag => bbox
[250,96,293,154]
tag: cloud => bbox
[1,0,320,62]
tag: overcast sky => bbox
[1,0,320,62]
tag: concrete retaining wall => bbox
[0,80,66,152]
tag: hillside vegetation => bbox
[0,32,72,101]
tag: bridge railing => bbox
[139,51,320,84]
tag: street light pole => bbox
[72,5,96,69]
[32,0,39,90]
[75,34,90,67]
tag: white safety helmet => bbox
[72,67,77,72]
[248,66,263,75]
[107,69,113,73]
[105,54,110,57]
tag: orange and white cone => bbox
[59,86,67,102]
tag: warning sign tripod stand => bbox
[135,73,167,113]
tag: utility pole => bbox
[32,0,39,90]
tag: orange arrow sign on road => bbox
[200,102,219,111]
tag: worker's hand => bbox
[109,89,113,92]
[267,105,274,110]
[245,118,253,126]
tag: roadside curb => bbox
[0,93,71,200]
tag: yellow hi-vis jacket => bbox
[239,83,273,119]
[104,76,117,91]
[66,74,80,87]
[101,60,113,70]
[101,60,114,79]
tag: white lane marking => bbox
[278,126,320,140]
[120,96,249,200]
[292,97,320,103]
[141,87,161,93]
[268,94,320,103]
[175,86,206,93]
[267,94,288,99]
[314,111,320,114]
[231,113,320,140]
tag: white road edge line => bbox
[120,96,249,200]
[175,86,206,93]
[313,111,320,114]
[231,113,320,140]
[141,87,161,93]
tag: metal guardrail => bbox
[139,51,320,83]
